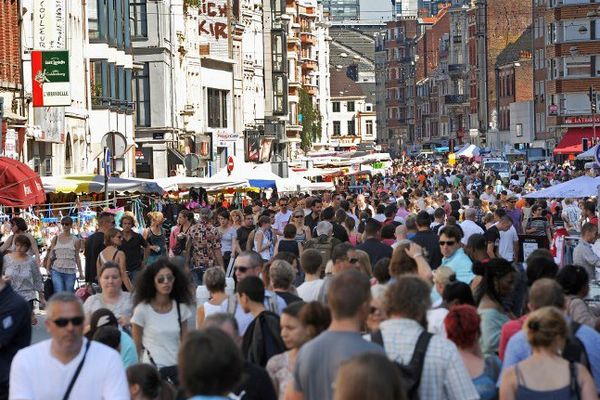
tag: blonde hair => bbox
[147,211,164,224]
[525,306,567,349]
[433,265,456,286]
[354,249,372,277]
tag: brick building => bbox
[539,0,600,158]
[0,0,26,155]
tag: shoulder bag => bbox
[62,339,91,400]
[146,302,182,385]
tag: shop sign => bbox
[31,50,70,107]
[372,162,384,169]
[564,116,600,124]
[32,108,65,143]
[34,0,65,49]
[198,0,228,56]
[246,133,272,163]
[214,130,239,147]
[5,129,17,159]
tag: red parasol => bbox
[0,157,46,207]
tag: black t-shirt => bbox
[277,239,300,256]
[0,285,31,387]
[232,362,277,400]
[118,232,147,272]
[332,222,349,243]
[237,225,255,252]
[84,232,105,283]
[276,290,303,305]
[304,214,319,237]
[412,230,443,269]
[356,238,393,267]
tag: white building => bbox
[314,6,332,149]
[22,0,91,176]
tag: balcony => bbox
[300,32,317,46]
[303,83,318,96]
[444,94,469,105]
[448,64,468,78]
[301,59,318,71]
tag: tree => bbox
[299,88,321,152]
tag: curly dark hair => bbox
[133,257,193,306]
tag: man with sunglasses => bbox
[224,251,286,335]
[439,226,474,284]
[273,198,292,237]
[9,292,128,399]
[84,211,115,283]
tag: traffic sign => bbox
[227,156,234,173]
[104,147,111,176]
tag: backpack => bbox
[371,329,432,400]
[227,292,279,315]
[305,235,334,270]
[563,321,592,376]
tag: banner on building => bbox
[31,50,71,107]
[5,129,17,159]
[33,0,66,49]
[198,0,229,56]
[32,108,65,143]
[246,133,273,163]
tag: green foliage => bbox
[299,88,321,152]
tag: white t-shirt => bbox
[296,279,325,302]
[131,300,192,368]
[273,210,293,234]
[10,339,129,400]
[499,225,519,262]
[460,220,484,245]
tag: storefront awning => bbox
[553,127,599,155]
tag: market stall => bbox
[523,175,600,199]
[42,175,164,194]
[0,157,46,207]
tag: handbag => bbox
[43,276,54,301]
[62,339,91,400]
[146,302,182,385]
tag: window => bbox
[272,31,286,73]
[130,0,147,39]
[332,101,340,112]
[89,0,100,40]
[333,121,341,135]
[516,123,523,137]
[348,120,355,135]
[125,69,133,112]
[133,63,150,126]
[272,73,287,115]
[90,60,111,107]
[92,0,109,41]
[565,56,591,78]
[366,120,373,136]
[347,101,355,112]
[207,88,228,128]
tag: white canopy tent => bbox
[152,176,250,192]
[455,144,480,159]
[577,144,599,160]
[524,176,600,199]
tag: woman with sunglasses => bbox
[44,216,82,293]
[131,259,193,380]
[290,209,311,245]
[84,261,133,328]
[97,228,133,292]
[0,217,41,266]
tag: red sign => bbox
[227,155,234,172]
[564,116,600,124]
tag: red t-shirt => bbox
[591,216,599,226]
[498,315,527,361]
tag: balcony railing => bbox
[448,63,468,78]
[444,94,469,105]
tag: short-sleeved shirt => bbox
[84,232,105,282]
[131,301,192,368]
[484,226,501,254]
[188,222,222,269]
[237,226,255,252]
[83,292,133,320]
[293,331,384,400]
[118,232,147,272]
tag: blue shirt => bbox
[120,330,138,368]
[442,248,474,284]
[500,324,600,390]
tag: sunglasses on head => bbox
[156,275,175,284]
[53,316,84,327]
[439,240,456,246]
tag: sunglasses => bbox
[61,223,72,226]
[156,275,175,284]
[235,266,255,273]
[439,240,456,246]
[349,258,359,264]
[294,215,303,218]
[53,316,84,327]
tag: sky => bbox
[360,0,393,23]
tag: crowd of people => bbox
[1,157,600,399]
